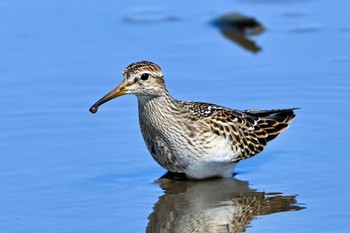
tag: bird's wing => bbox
[201,108,267,161]
[184,102,295,161]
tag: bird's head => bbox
[89,61,167,113]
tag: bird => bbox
[89,61,297,179]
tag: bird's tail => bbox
[245,108,298,142]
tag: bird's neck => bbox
[137,92,178,113]
[137,92,181,129]
[136,91,189,152]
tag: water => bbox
[0,0,349,232]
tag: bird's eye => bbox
[140,73,149,81]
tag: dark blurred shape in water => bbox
[146,177,304,233]
[329,56,350,64]
[212,12,265,53]
[122,8,180,23]
[282,9,306,18]
[339,27,350,32]
[288,23,322,33]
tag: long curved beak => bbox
[89,81,127,114]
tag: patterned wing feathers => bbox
[205,108,297,161]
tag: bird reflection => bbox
[146,174,304,233]
[213,12,265,53]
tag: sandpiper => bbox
[90,61,297,179]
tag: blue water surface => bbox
[0,0,349,232]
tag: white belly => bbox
[181,136,240,179]
[185,162,237,179]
